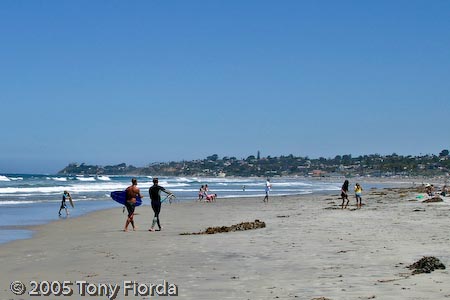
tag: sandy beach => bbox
[1,185,450,300]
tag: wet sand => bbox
[1,186,450,299]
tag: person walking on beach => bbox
[341,180,350,209]
[149,178,174,232]
[124,178,143,232]
[441,185,448,197]
[58,190,72,216]
[263,178,272,203]
[354,183,363,209]
[198,185,205,201]
[203,184,209,198]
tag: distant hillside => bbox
[58,151,450,177]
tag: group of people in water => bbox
[340,180,363,209]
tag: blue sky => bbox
[1,1,449,174]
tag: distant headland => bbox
[58,150,450,178]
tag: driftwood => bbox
[180,220,266,235]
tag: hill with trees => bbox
[58,150,450,178]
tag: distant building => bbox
[311,170,327,177]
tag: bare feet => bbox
[148,228,155,232]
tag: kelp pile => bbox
[181,220,266,235]
[408,256,446,274]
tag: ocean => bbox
[0,174,375,245]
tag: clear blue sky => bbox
[1,1,449,174]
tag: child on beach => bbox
[206,193,217,202]
[354,183,363,208]
[341,180,349,209]
[198,185,205,201]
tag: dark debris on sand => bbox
[408,256,446,274]
[180,220,266,235]
[422,196,443,203]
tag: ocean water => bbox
[0,174,350,244]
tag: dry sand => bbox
[1,186,450,300]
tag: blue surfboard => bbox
[110,191,143,206]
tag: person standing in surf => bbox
[124,178,143,232]
[263,178,272,203]
[341,180,350,209]
[149,178,174,232]
[58,190,72,216]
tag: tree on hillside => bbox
[207,154,219,161]
[439,149,449,157]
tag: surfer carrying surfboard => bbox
[124,178,144,232]
[58,191,73,216]
[148,178,174,232]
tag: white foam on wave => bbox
[0,176,11,181]
[97,176,111,181]
[76,176,96,182]
[0,176,343,205]
[69,182,127,193]
[198,177,255,184]
[273,181,313,187]
[0,200,37,205]
[165,182,190,188]
[151,181,189,188]
[0,186,66,194]
[0,182,128,195]
[51,177,68,182]
[174,177,190,182]
[170,188,199,192]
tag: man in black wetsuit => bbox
[148,178,174,232]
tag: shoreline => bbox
[0,181,395,247]
[2,184,450,299]
[0,177,437,246]
[0,191,336,246]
